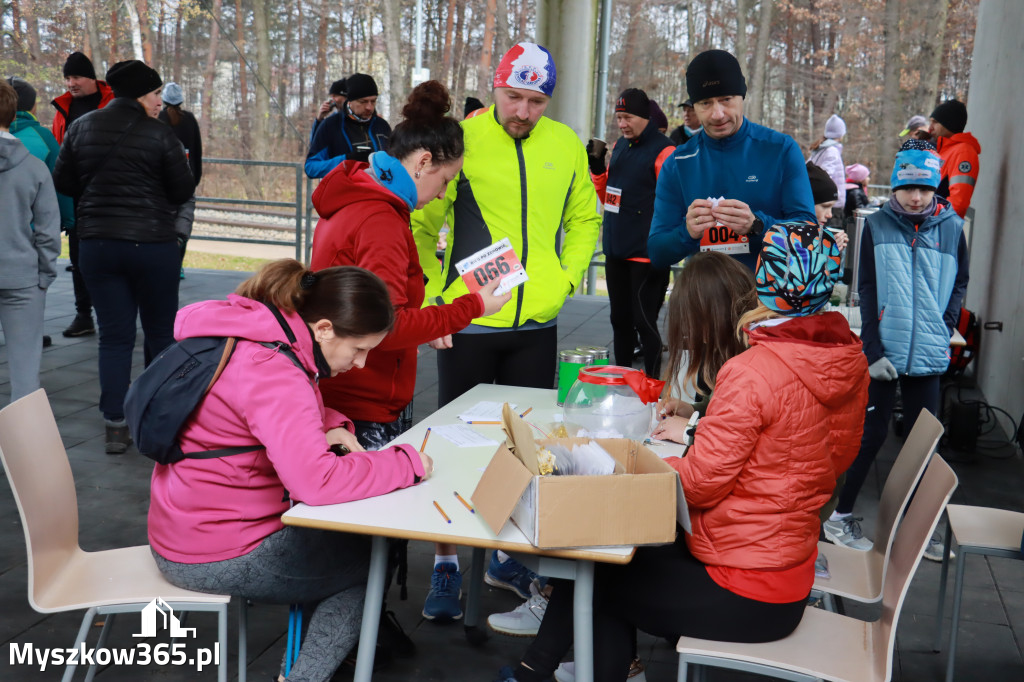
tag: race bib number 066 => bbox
[455,237,529,295]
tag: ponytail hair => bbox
[164,103,182,126]
[388,80,464,165]
[235,259,394,337]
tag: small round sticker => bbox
[958,161,972,173]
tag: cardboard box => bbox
[472,436,683,549]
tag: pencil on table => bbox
[454,491,475,513]
[465,420,502,425]
[433,500,452,524]
[420,428,431,453]
[520,407,533,418]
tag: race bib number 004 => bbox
[699,224,749,254]
[455,237,529,295]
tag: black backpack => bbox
[945,307,981,378]
[124,302,305,465]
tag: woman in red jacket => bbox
[310,81,509,626]
[498,222,870,682]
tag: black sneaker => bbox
[63,314,95,337]
[42,335,52,348]
[105,421,132,455]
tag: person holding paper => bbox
[497,223,869,682]
[310,80,510,625]
[648,49,816,271]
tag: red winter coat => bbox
[310,161,484,423]
[936,132,981,219]
[50,81,114,144]
[667,312,869,600]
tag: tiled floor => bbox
[0,263,1020,681]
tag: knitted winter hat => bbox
[329,78,347,96]
[464,96,485,117]
[824,114,846,139]
[844,163,869,189]
[345,73,378,101]
[899,138,937,152]
[493,42,557,97]
[5,76,36,111]
[806,162,839,205]
[648,100,668,130]
[890,148,942,190]
[161,82,184,106]
[930,100,967,134]
[755,221,842,317]
[685,50,746,103]
[63,52,97,79]
[614,88,649,118]
[106,60,162,99]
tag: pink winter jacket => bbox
[148,295,425,563]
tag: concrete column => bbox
[536,0,600,141]
[964,0,1024,424]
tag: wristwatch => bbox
[749,217,764,237]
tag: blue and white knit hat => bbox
[890,148,942,190]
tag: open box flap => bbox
[502,403,540,475]
[471,444,534,536]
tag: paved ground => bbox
[0,263,1021,681]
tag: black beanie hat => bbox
[106,60,162,99]
[464,96,485,117]
[806,162,838,205]
[345,73,378,101]
[930,99,967,134]
[685,49,746,103]
[615,88,650,118]
[329,78,347,96]
[63,51,97,80]
[6,77,36,111]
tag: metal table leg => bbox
[353,536,387,682]
[572,560,595,682]
[464,547,488,645]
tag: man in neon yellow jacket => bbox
[412,42,600,407]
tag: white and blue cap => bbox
[890,148,942,190]
[493,42,557,97]
[162,82,184,106]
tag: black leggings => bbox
[516,534,806,682]
[436,326,557,407]
[836,374,940,514]
[604,258,669,377]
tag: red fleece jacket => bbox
[310,161,483,423]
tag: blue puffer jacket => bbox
[858,198,968,376]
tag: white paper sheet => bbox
[431,424,500,448]
[457,401,517,423]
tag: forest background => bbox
[1,0,977,202]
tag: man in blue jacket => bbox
[648,50,816,270]
[304,73,391,178]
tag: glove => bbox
[586,139,607,175]
[868,357,898,381]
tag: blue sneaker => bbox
[422,562,463,621]
[493,665,518,682]
[485,551,545,599]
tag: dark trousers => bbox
[67,228,93,316]
[79,239,180,420]
[436,326,557,407]
[836,373,941,514]
[605,258,669,377]
[516,534,806,682]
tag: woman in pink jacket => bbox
[148,259,432,682]
[498,223,869,682]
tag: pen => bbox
[465,420,502,425]
[433,500,452,524]
[519,407,533,418]
[420,428,431,453]
[454,491,475,513]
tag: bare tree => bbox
[878,0,903,177]
[747,0,773,123]
[200,0,222,143]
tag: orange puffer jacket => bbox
[668,312,869,571]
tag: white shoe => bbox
[823,516,874,551]
[922,532,956,562]
[554,657,647,682]
[487,590,548,636]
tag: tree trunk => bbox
[253,0,271,162]
[747,0,773,123]
[297,0,306,117]
[124,0,144,61]
[200,0,222,144]
[441,0,456,83]
[916,0,950,111]
[109,6,120,63]
[85,1,104,69]
[877,0,902,179]
[314,0,328,102]
[686,0,696,61]
[478,0,498,100]
[381,0,403,122]
[135,0,153,63]
[173,5,184,82]
[235,0,252,157]
[494,0,510,54]
[736,0,748,76]
[452,0,466,105]
[618,0,643,94]
[22,0,42,63]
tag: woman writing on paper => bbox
[497,223,869,682]
[148,260,432,682]
[310,80,510,624]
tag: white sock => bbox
[435,554,459,570]
[829,511,851,522]
[496,550,511,564]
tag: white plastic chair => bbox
[815,409,944,610]
[675,455,958,682]
[932,503,1024,682]
[0,389,231,682]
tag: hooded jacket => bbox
[148,295,425,563]
[50,80,114,144]
[0,134,61,290]
[8,111,74,227]
[808,139,846,210]
[52,98,194,243]
[310,158,483,423]
[935,132,981,218]
[667,312,869,603]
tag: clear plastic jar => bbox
[561,365,656,440]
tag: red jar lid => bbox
[576,365,641,385]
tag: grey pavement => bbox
[0,262,1021,681]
